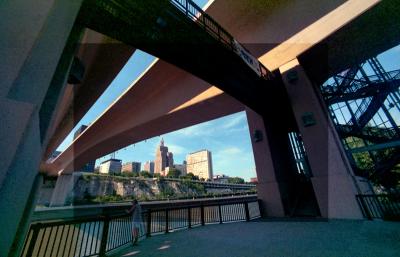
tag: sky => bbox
[55,0,400,182]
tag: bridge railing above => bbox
[170,0,272,80]
[22,195,260,257]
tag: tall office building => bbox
[74,125,95,172]
[99,159,122,174]
[143,161,155,174]
[73,125,88,139]
[174,161,187,175]
[154,138,174,176]
[186,150,213,180]
[121,162,141,173]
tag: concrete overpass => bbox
[47,0,400,218]
[2,0,400,256]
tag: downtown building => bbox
[186,150,213,180]
[174,161,187,176]
[143,161,155,174]
[121,162,141,174]
[99,159,122,174]
[73,125,95,172]
[154,138,174,176]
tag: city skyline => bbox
[76,111,256,181]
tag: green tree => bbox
[167,168,181,178]
[140,170,152,178]
[227,177,245,184]
[182,172,199,180]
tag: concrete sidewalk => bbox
[109,219,400,257]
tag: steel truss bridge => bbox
[321,57,400,189]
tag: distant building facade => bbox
[74,125,95,172]
[73,125,88,139]
[99,159,122,174]
[121,162,141,173]
[154,138,174,176]
[250,177,258,184]
[174,162,187,175]
[48,151,61,162]
[213,174,229,184]
[143,161,155,174]
[186,150,213,180]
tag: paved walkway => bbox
[109,219,400,257]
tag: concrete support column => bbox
[50,173,76,207]
[246,108,285,217]
[0,0,83,256]
[279,59,363,219]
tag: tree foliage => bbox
[227,177,245,184]
[167,168,181,178]
[181,172,199,180]
[140,170,153,178]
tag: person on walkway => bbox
[126,199,143,245]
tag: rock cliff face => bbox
[69,174,210,201]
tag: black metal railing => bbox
[21,196,260,257]
[170,0,271,79]
[356,194,400,220]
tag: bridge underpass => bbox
[45,0,400,219]
[3,0,400,256]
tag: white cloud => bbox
[174,122,214,137]
[173,112,247,138]
[167,144,187,155]
[222,114,246,129]
[216,147,242,156]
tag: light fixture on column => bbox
[301,112,316,127]
[286,69,298,84]
[253,130,263,142]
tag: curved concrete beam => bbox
[45,0,388,175]
[44,29,136,159]
[45,59,244,175]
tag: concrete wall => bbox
[246,108,285,217]
[0,0,83,255]
[279,59,363,219]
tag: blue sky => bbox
[56,0,400,182]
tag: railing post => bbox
[218,204,223,224]
[245,202,250,221]
[188,207,192,229]
[99,216,110,257]
[25,223,41,257]
[165,209,169,233]
[146,210,152,238]
[201,205,205,226]
[375,195,386,219]
[357,195,372,220]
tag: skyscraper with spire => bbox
[154,138,174,176]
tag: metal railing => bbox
[170,0,271,79]
[21,196,260,257]
[356,194,400,220]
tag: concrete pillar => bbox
[246,108,285,217]
[50,173,77,207]
[279,59,363,219]
[0,0,83,256]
